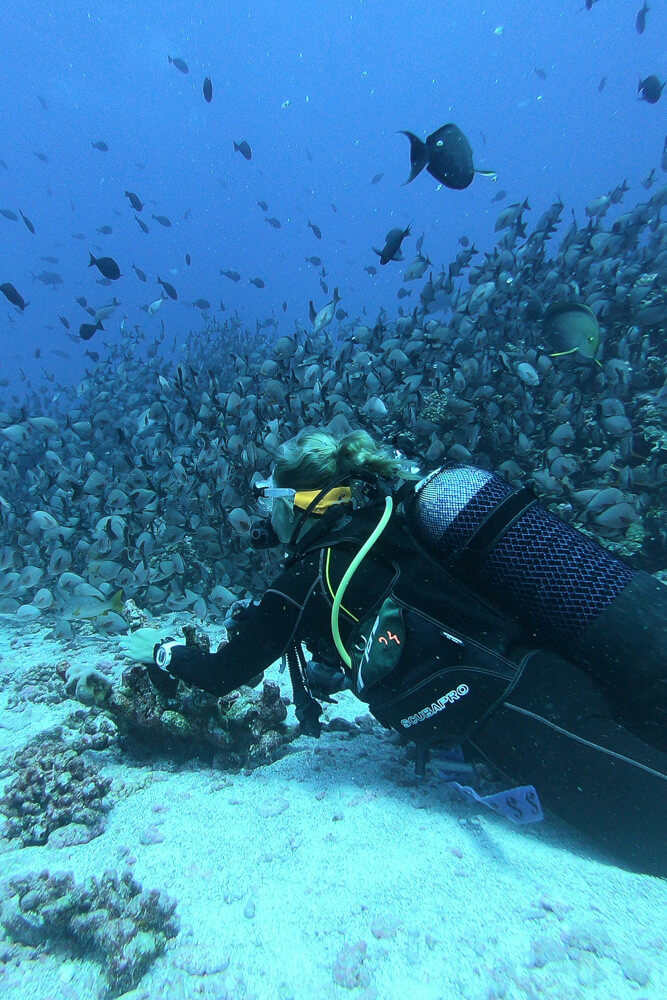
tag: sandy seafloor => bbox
[0,617,664,1000]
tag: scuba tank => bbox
[407,466,666,743]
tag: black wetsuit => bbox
[165,504,667,876]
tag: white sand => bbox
[0,619,664,1000]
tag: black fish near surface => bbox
[20,210,35,233]
[638,75,664,104]
[79,320,104,341]
[0,282,27,310]
[636,2,649,35]
[88,253,121,281]
[158,276,178,300]
[399,124,496,190]
[125,190,143,212]
[168,55,189,74]
[203,76,213,102]
[373,224,411,265]
[233,140,252,160]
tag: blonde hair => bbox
[273,428,415,489]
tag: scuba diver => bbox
[122,428,667,876]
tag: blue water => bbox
[0,0,664,391]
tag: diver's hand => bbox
[119,628,180,668]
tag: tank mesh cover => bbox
[412,466,635,641]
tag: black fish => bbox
[598,77,607,92]
[257,200,268,211]
[399,124,496,190]
[125,190,143,211]
[97,225,113,235]
[59,315,70,329]
[373,224,411,265]
[308,301,317,323]
[283,301,288,312]
[534,67,547,80]
[635,2,649,34]
[85,349,100,362]
[91,140,109,151]
[0,282,27,310]
[638,75,664,104]
[75,296,88,307]
[371,173,384,184]
[79,320,104,341]
[308,220,322,239]
[88,253,121,280]
[132,264,147,282]
[335,308,347,320]
[135,215,149,233]
[265,216,281,229]
[193,298,210,310]
[158,276,178,300]
[249,277,265,288]
[33,151,49,163]
[220,269,241,282]
[233,140,252,160]
[305,256,322,266]
[203,76,213,102]
[0,159,7,169]
[185,253,191,266]
[0,209,18,221]
[41,256,59,263]
[20,211,35,234]
[364,266,377,276]
[151,214,172,227]
[37,95,48,110]
[662,136,667,172]
[168,55,189,74]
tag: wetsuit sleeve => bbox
[164,557,321,697]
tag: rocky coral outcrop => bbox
[0,868,179,997]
